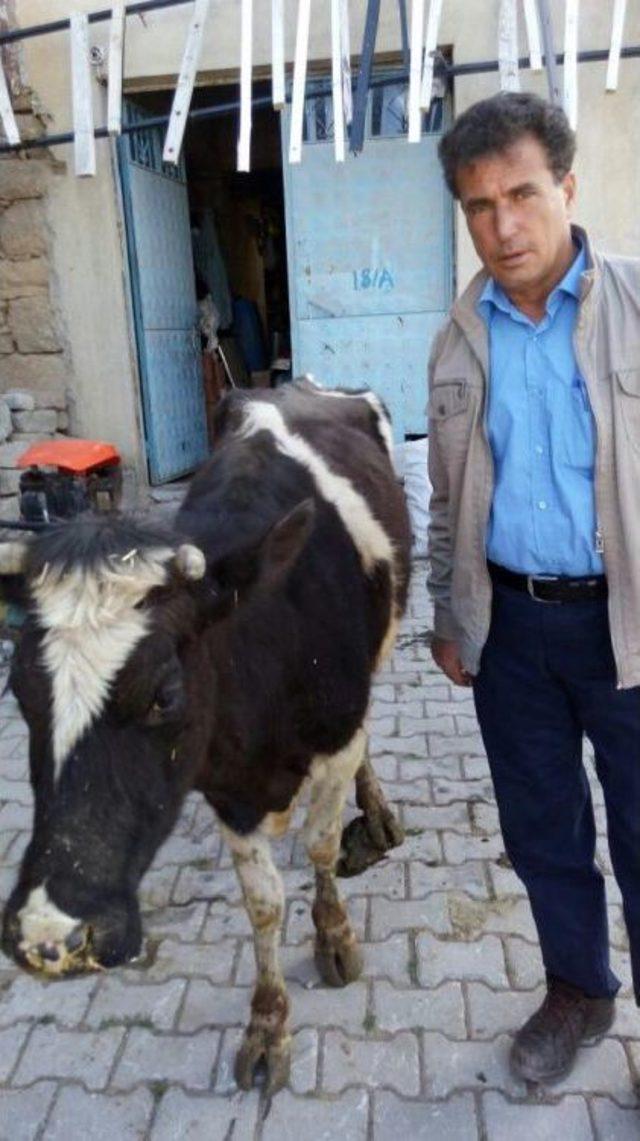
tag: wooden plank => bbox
[271,0,285,110]
[288,0,311,164]
[498,0,520,92]
[408,0,425,143]
[70,11,96,177]
[522,0,542,71]
[107,1,126,136]
[237,0,253,171]
[398,0,410,67]
[563,0,579,129]
[162,0,211,166]
[340,0,353,125]
[331,0,346,162]
[536,0,561,106]
[606,0,627,92]
[420,0,443,110]
[0,59,20,147]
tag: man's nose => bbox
[494,204,519,243]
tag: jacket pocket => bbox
[613,367,640,453]
[428,380,469,421]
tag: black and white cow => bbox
[0,379,411,1093]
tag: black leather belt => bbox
[488,560,608,603]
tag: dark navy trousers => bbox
[473,582,640,1004]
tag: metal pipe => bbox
[0,0,193,46]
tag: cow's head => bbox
[0,505,313,976]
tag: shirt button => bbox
[538,500,547,510]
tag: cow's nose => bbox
[37,941,61,962]
[23,922,91,974]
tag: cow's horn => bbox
[174,544,206,581]
[0,541,28,575]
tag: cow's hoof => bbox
[234,1029,291,1095]
[315,933,363,987]
[336,812,405,878]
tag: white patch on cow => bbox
[32,546,174,776]
[240,401,393,574]
[221,824,285,982]
[303,381,395,461]
[305,729,366,866]
[18,883,79,951]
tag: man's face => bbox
[456,133,575,299]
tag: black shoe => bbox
[510,978,616,1084]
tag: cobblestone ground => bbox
[0,569,639,1139]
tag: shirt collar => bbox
[477,237,586,322]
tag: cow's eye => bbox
[143,673,185,727]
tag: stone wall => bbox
[0,13,72,524]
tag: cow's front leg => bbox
[337,748,405,877]
[305,728,366,987]
[221,826,291,1095]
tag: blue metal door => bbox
[282,81,453,440]
[118,107,208,484]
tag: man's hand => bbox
[431,636,473,686]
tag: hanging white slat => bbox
[271,0,285,110]
[420,0,442,111]
[498,0,520,92]
[163,0,211,166]
[0,60,20,146]
[339,0,353,125]
[563,0,579,129]
[237,0,253,171]
[70,11,96,177]
[331,0,346,162]
[288,0,311,164]
[107,2,126,136]
[606,0,627,92]
[522,0,542,71]
[408,0,425,143]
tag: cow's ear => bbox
[258,498,315,587]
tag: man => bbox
[427,91,640,1084]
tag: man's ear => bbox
[258,498,316,588]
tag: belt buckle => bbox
[526,574,561,603]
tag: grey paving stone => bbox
[468,801,500,833]
[0,974,97,1029]
[431,777,494,805]
[462,756,492,779]
[384,777,432,804]
[112,1027,220,1091]
[447,894,538,943]
[285,895,367,945]
[370,734,427,757]
[138,865,179,911]
[504,936,545,989]
[290,1027,319,1093]
[417,932,508,988]
[385,827,442,864]
[466,982,547,1040]
[360,934,413,986]
[172,864,243,906]
[429,734,484,758]
[552,1039,635,1105]
[0,776,31,804]
[373,980,466,1038]
[45,1086,155,1141]
[201,901,253,941]
[0,801,32,831]
[323,1029,420,1095]
[151,1087,260,1141]
[143,901,208,943]
[13,1025,124,1090]
[399,756,462,781]
[442,832,505,864]
[370,895,451,940]
[489,861,527,898]
[179,980,250,1031]
[235,939,318,988]
[213,1027,245,1094]
[400,715,456,737]
[86,976,187,1031]
[339,860,406,900]
[373,1091,479,1140]
[403,802,471,831]
[0,1080,57,1141]
[409,859,490,900]
[0,1022,31,1082]
[591,1096,640,1139]
[482,1091,594,1140]
[261,1088,369,1140]
[121,936,237,984]
[422,1032,526,1099]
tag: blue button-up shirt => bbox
[477,242,603,576]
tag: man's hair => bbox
[438,92,576,198]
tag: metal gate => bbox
[282,80,453,441]
[118,105,208,484]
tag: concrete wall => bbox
[12,0,640,476]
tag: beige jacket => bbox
[427,225,640,688]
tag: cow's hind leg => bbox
[304,728,366,987]
[337,745,405,877]
[220,826,291,1095]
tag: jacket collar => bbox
[450,224,598,371]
